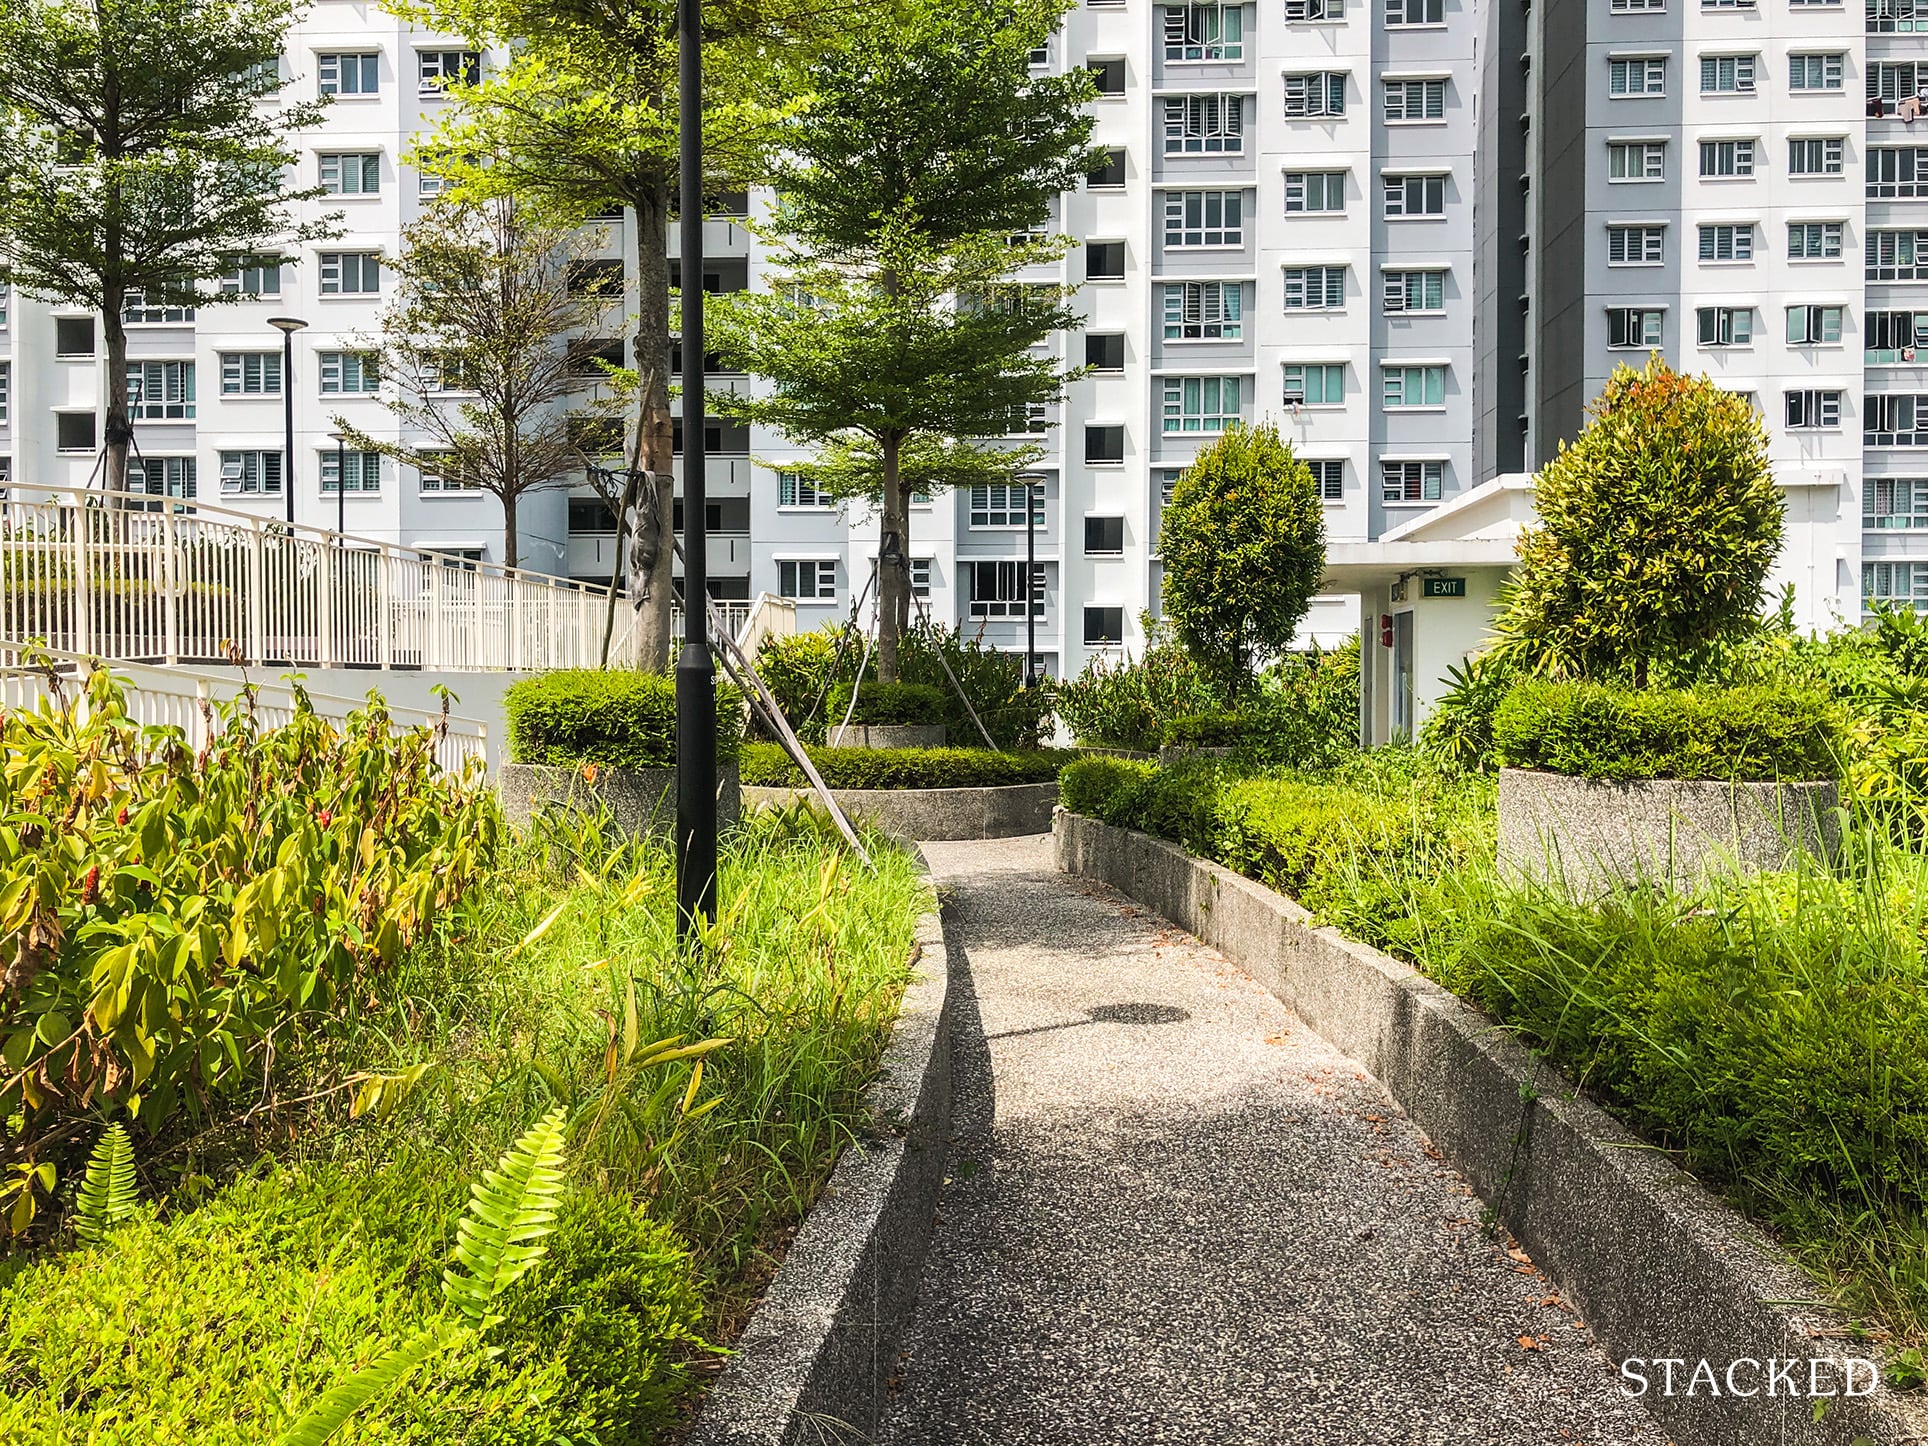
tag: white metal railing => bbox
[0,649,487,773]
[671,599,755,644]
[0,486,641,672]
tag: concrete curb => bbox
[1054,808,1928,1446]
[742,780,1057,841]
[686,864,952,1446]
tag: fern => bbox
[441,1106,568,1324]
[74,1123,137,1244]
[272,1322,456,1446]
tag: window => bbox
[777,560,836,601]
[1790,53,1845,91]
[1383,174,1446,218]
[1868,395,1928,446]
[1086,240,1126,279]
[777,471,828,508]
[1790,138,1845,176]
[1869,60,1923,103]
[1164,189,1243,245]
[126,361,194,419]
[1699,139,1755,177]
[567,259,624,297]
[569,498,619,532]
[1788,221,1844,259]
[1869,148,1928,199]
[320,450,382,492]
[969,561,1045,619]
[319,152,380,195]
[1698,223,1753,261]
[319,351,379,393]
[1084,607,1125,645]
[1869,0,1925,30]
[319,252,380,294]
[417,454,481,491]
[418,50,479,95]
[1282,74,1346,118]
[57,412,96,452]
[1085,515,1125,554]
[1697,306,1753,345]
[1284,0,1343,15]
[1162,376,1244,433]
[55,317,95,357]
[122,287,193,324]
[1702,0,1754,8]
[1607,141,1665,180]
[1382,459,1443,501]
[1086,333,1126,371]
[132,457,196,505]
[1283,171,1346,213]
[1308,459,1344,499]
[1699,55,1756,94]
[1283,266,1346,310]
[1085,424,1125,463]
[1088,58,1125,95]
[1785,389,1843,428]
[219,255,282,296]
[220,351,282,395]
[1383,270,1445,312]
[1000,401,1049,436]
[1386,0,1443,22]
[1609,58,1667,96]
[1382,364,1446,408]
[1866,563,1928,611]
[318,52,379,96]
[1029,40,1049,65]
[1088,148,1127,189]
[1166,94,1245,151]
[1866,478,1928,529]
[429,353,478,392]
[908,558,932,600]
[1786,305,1844,343]
[1608,308,1664,347]
[970,483,1043,528]
[1282,363,1345,405]
[1163,3,1244,60]
[0,365,7,424]
[219,449,283,494]
[1384,79,1446,121]
[1610,0,1664,9]
[1609,225,1665,264]
[1868,310,1927,360]
[1871,231,1928,283]
[1163,280,1243,337]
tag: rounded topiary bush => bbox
[504,669,744,768]
[826,680,948,728]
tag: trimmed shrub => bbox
[1054,630,1222,751]
[505,670,745,768]
[1492,679,1841,781]
[826,681,947,728]
[1162,712,1246,748]
[740,741,1070,790]
[755,630,842,743]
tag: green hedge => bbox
[505,670,745,769]
[1161,712,1247,748]
[825,681,948,727]
[1492,679,1840,782]
[741,741,1071,790]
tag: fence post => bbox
[72,501,92,656]
[318,541,336,668]
[247,525,267,666]
[161,510,180,665]
[377,549,394,667]
[429,559,444,670]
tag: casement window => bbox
[1699,139,1755,177]
[1788,221,1844,259]
[1029,40,1049,65]
[220,351,282,395]
[0,288,8,329]
[417,49,480,95]
[317,52,378,96]
[1164,94,1245,153]
[1865,563,1928,611]
[1381,459,1443,501]
[1789,138,1845,176]
[1869,230,1928,280]
[1162,376,1244,432]
[1283,266,1346,310]
[1382,364,1446,408]
[1699,54,1756,93]
[777,559,837,601]
[1698,223,1753,261]
[1084,516,1126,554]
[906,558,932,599]
[1308,459,1344,500]
[418,169,449,199]
[1785,389,1843,428]
[1284,171,1346,213]
[319,152,380,196]
[1386,0,1443,22]
[1702,0,1754,9]
[1163,280,1244,338]
[1284,0,1343,17]
[1869,0,1925,31]
[1607,141,1665,180]
[417,454,481,491]
[1696,306,1753,345]
[1867,310,1928,359]
[1790,0,1839,6]
[1608,308,1664,348]
[1084,607,1125,646]
[219,449,284,494]
[1383,269,1445,313]
[319,252,380,294]
[1384,79,1446,121]
[1282,363,1345,405]
[1383,173,1446,217]
[971,484,1044,528]
[126,361,194,419]
[778,471,829,508]
[1000,401,1050,436]
[133,457,196,503]
[1867,395,1928,445]
[0,364,8,424]
[1282,73,1347,118]
[968,561,1045,619]
[1163,190,1244,246]
[318,351,379,393]
[1865,478,1928,529]
[1610,0,1664,10]
[122,287,193,323]
[1789,53,1845,91]
[1609,58,1667,96]
[1786,304,1844,343]
[1163,4,1244,60]
[219,255,281,296]
[320,450,382,493]
[1869,149,1928,199]
[1085,424,1125,463]
[1869,60,1924,103]
[1608,225,1665,264]
[427,353,478,393]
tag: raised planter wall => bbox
[498,761,741,835]
[825,724,947,750]
[742,781,1057,841]
[1497,768,1841,891]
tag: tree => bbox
[1159,422,1327,698]
[332,200,621,571]
[1489,354,1784,685]
[0,0,329,494]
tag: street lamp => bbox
[673,0,718,942]
[328,428,349,537]
[267,317,308,526]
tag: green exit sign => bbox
[1422,577,1467,599]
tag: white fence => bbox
[0,486,640,672]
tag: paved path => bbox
[879,836,1669,1446]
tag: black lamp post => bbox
[267,316,307,525]
[674,0,718,942]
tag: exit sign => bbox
[1422,577,1467,599]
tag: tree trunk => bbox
[501,493,519,571]
[877,434,904,683]
[101,300,131,496]
[632,183,679,671]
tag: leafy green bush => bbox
[1054,627,1221,750]
[504,670,745,769]
[755,630,843,743]
[1492,679,1841,781]
[1419,653,1517,773]
[1161,712,1246,748]
[1253,638,1360,767]
[825,681,947,727]
[741,741,1069,789]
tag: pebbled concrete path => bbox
[878,836,1670,1446]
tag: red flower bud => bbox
[115,806,129,826]
[81,865,100,904]
[317,808,333,828]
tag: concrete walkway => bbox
[879,836,1669,1446]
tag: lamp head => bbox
[266,316,308,335]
